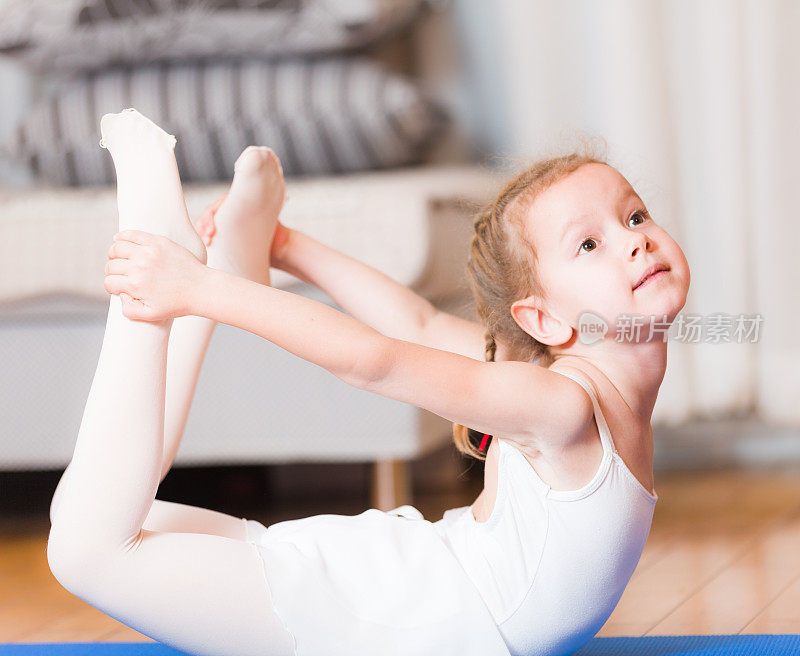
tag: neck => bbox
[550,336,668,422]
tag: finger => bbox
[120,292,143,317]
[199,211,217,235]
[197,194,225,223]
[193,213,215,244]
[202,217,216,238]
[108,240,139,259]
[210,193,227,212]
[104,258,131,275]
[114,229,156,245]
[121,292,158,323]
[120,292,143,321]
[194,207,212,228]
[205,195,225,231]
[104,274,129,296]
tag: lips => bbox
[633,263,670,290]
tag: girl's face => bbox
[522,163,690,337]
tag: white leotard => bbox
[243,368,656,656]
[433,369,658,656]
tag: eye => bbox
[628,209,648,227]
[578,237,597,254]
[577,210,649,255]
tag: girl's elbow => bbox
[341,336,394,391]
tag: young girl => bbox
[47,108,690,656]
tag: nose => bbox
[629,230,651,258]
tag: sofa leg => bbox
[371,459,412,511]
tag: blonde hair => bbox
[453,144,608,460]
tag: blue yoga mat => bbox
[1,635,799,655]
[575,634,800,654]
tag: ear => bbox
[511,295,573,346]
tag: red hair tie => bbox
[467,428,493,454]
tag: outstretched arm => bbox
[276,228,438,346]
[277,227,490,360]
[197,268,589,443]
[105,230,592,447]
[199,196,488,360]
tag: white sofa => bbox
[0,164,501,509]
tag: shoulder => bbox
[520,363,596,455]
[510,362,596,454]
[543,363,656,494]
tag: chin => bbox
[638,270,690,322]
[626,294,682,330]
[656,292,687,325]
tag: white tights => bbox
[46,109,294,656]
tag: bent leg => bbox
[50,146,285,540]
[47,109,294,656]
[160,145,285,483]
[60,528,295,656]
[147,147,286,542]
[142,499,249,540]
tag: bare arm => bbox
[276,228,436,342]
[197,193,488,358]
[106,230,591,450]
[189,267,592,446]
[277,227,487,359]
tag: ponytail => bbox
[451,331,497,461]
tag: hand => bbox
[104,230,205,322]
[193,193,293,269]
[270,221,292,268]
[194,193,226,247]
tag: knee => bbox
[46,527,127,596]
[49,465,73,527]
[46,530,93,595]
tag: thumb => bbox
[120,292,142,319]
[194,212,209,232]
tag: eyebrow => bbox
[559,218,588,247]
[559,187,641,247]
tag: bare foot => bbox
[100,108,206,264]
[204,146,286,286]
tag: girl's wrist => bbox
[186,263,214,318]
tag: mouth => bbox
[633,264,670,290]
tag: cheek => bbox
[662,238,691,283]
[558,273,614,317]
[676,247,691,280]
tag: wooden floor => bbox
[3,464,800,643]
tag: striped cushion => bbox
[2,59,447,186]
[0,0,425,73]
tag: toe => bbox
[233,146,278,175]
